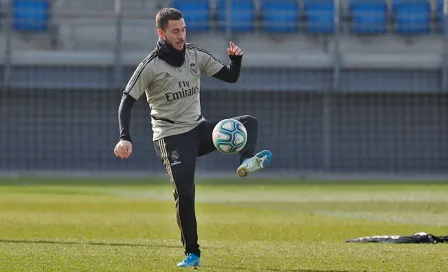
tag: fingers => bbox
[230,46,242,56]
[114,142,132,159]
[115,146,126,159]
[234,46,243,56]
[227,42,234,54]
[127,144,132,156]
[227,42,243,56]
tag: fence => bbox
[1,0,448,179]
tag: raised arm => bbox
[196,42,243,83]
[212,42,243,83]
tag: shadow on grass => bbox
[0,239,182,249]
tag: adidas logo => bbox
[164,72,171,78]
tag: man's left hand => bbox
[227,42,243,56]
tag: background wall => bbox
[1,0,447,179]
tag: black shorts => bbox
[154,115,258,169]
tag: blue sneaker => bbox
[177,253,200,268]
[237,150,272,177]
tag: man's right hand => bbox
[114,140,133,159]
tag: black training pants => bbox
[153,115,259,257]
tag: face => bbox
[158,18,186,51]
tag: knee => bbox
[241,115,259,126]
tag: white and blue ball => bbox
[212,118,247,154]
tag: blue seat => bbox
[260,0,299,33]
[216,0,255,33]
[303,0,335,34]
[349,0,387,34]
[13,0,49,32]
[172,0,210,32]
[392,0,430,34]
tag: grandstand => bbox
[1,0,445,67]
[1,0,447,179]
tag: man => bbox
[114,8,272,268]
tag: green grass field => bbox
[1,177,447,272]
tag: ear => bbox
[157,29,165,39]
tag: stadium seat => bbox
[303,0,335,34]
[260,0,299,33]
[349,0,387,34]
[171,0,210,32]
[13,0,49,32]
[391,0,431,34]
[216,0,255,33]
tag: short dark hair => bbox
[156,8,183,31]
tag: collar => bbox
[155,38,186,67]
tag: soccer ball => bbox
[212,118,247,154]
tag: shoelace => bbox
[246,157,264,171]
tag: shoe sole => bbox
[177,263,200,268]
[237,150,272,177]
[177,259,200,268]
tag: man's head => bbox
[156,8,186,51]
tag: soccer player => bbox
[114,8,272,268]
